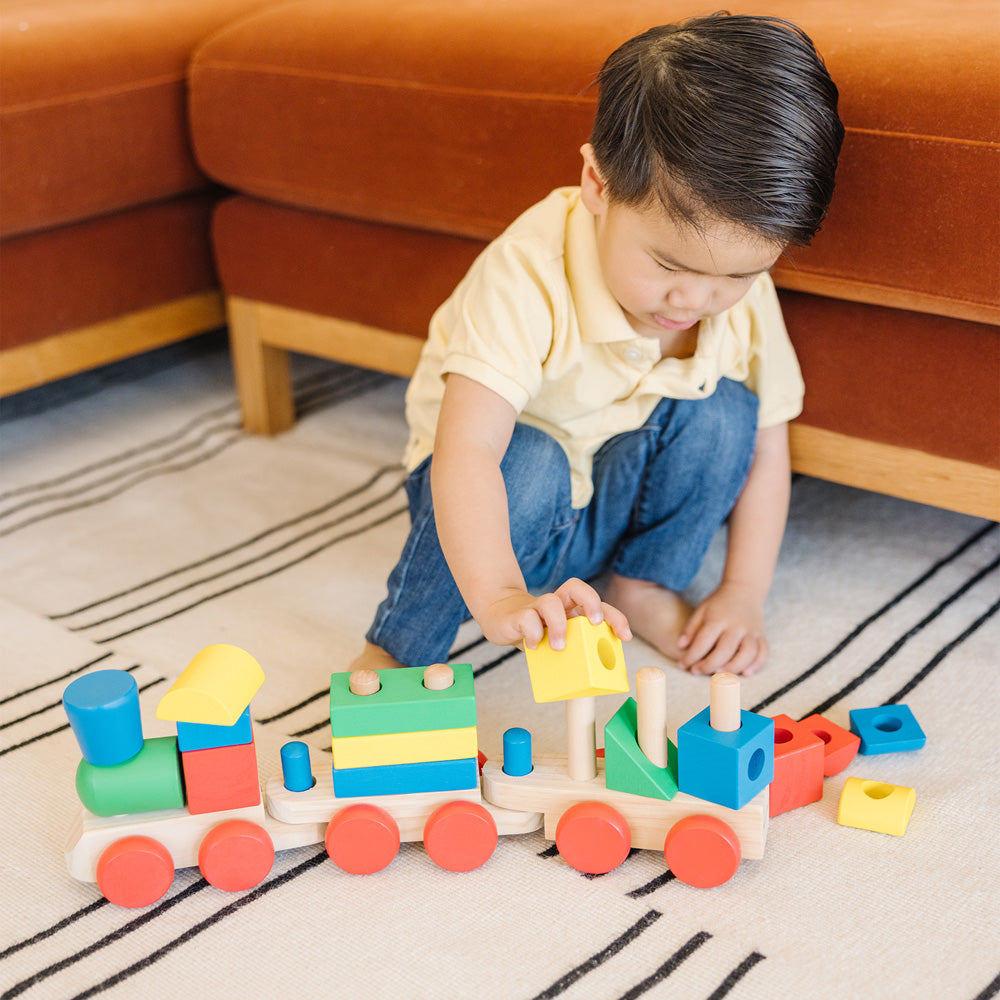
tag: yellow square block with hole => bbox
[525,617,629,703]
[330,726,478,769]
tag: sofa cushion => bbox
[0,0,281,237]
[189,0,1000,324]
[1,193,220,349]
[213,195,1000,468]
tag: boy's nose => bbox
[666,279,712,315]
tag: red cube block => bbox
[181,734,260,815]
[798,713,861,776]
[770,715,824,817]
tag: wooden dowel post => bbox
[566,696,597,781]
[636,666,669,769]
[709,672,741,732]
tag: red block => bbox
[770,715,824,817]
[798,713,861,776]
[181,734,260,815]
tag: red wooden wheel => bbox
[198,820,275,892]
[555,801,631,874]
[96,836,174,908]
[663,815,741,888]
[423,801,498,872]
[325,803,400,874]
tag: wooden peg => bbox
[349,669,381,697]
[636,666,669,769]
[422,663,454,691]
[566,696,597,781]
[709,672,741,732]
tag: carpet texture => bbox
[1,334,998,1000]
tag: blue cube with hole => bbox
[676,708,774,810]
[849,704,926,754]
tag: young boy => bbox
[353,13,843,676]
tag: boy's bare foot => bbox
[345,641,406,673]
[603,574,692,665]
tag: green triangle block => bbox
[604,698,678,801]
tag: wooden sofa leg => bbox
[226,296,295,434]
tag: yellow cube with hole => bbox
[525,617,629,703]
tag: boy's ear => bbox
[579,144,609,214]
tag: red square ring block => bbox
[798,713,861,776]
[181,735,260,815]
[770,715,825,817]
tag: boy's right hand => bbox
[477,577,632,652]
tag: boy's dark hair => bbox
[589,12,845,247]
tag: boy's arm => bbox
[678,421,791,675]
[431,373,630,651]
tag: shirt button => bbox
[624,347,644,365]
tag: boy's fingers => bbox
[532,593,569,649]
[600,602,633,641]
[554,578,605,624]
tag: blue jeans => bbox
[367,379,758,666]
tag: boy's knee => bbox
[665,380,758,471]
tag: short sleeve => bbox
[738,274,805,428]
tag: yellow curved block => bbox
[331,726,478,769]
[156,644,264,725]
[837,777,915,836]
[525,617,629,703]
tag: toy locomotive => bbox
[63,618,886,908]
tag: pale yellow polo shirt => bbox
[404,187,804,508]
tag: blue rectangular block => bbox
[331,756,480,798]
[176,706,253,752]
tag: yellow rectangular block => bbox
[331,726,478,769]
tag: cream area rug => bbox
[1,333,998,1000]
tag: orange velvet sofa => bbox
[188,0,999,520]
[0,0,283,396]
[3,1,997,524]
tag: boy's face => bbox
[580,146,783,347]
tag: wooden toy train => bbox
[63,618,882,908]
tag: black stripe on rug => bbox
[529,909,665,999]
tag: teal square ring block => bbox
[849,704,926,754]
[677,708,774,810]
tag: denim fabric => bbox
[367,379,758,666]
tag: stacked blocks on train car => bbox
[156,644,265,815]
[329,664,480,798]
[63,671,186,816]
[848,704,926,754]
[769,714,824,817]
[524,617,629,703]
[676,708,774,810]
[798,713,860,775]
[604,698,678,801]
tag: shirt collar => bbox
[563,192,642,345]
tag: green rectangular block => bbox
[330,664,477,738]
[604,698,678,801]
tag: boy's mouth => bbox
[652,313,699,331]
